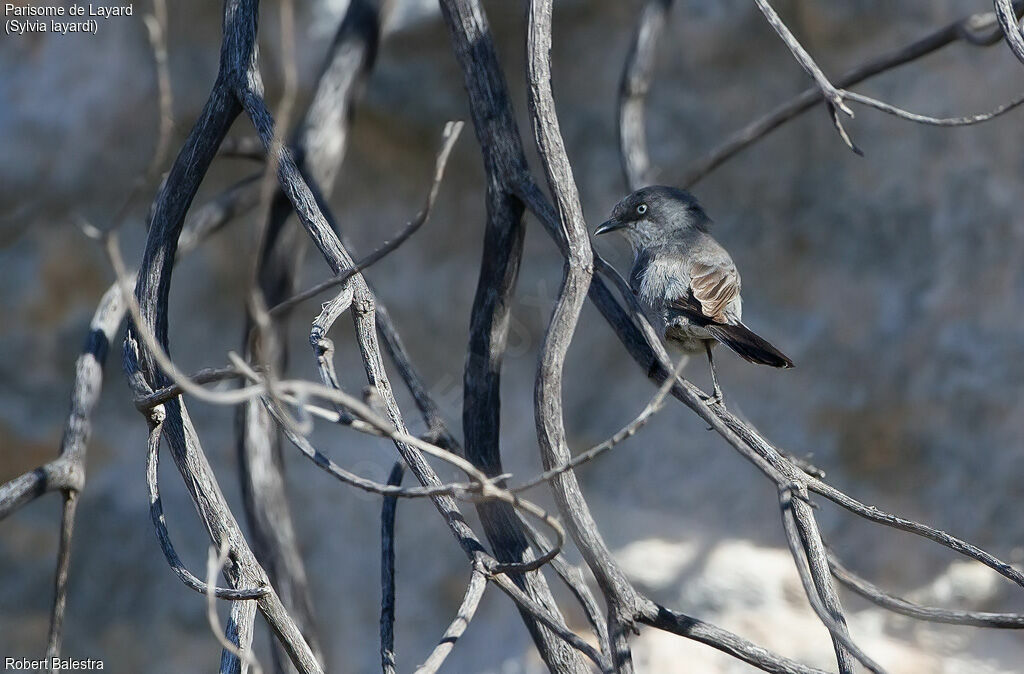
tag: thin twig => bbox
[207,541,265,674]
[143,0,173,177]
[136,366,241,409]
[146,416,269,600]
[379,462,404,674]
[827,550,1024,628]
[618,0,674,190]
[807,476,1024,590]
[514,356,686,493]
[683,3,1023,184]
[519,516,612,657]
[781,488,865,674]
[413,568,487,674]
[843,89,1024,126]
[753,0,862,154]
[270,121,464,316]
[439,1,590,668]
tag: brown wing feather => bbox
[688,261,740,323]
[662,260,794,368]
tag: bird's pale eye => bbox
[636,203,648,215]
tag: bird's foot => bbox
[702,389,724,408]
[702,389,725,429]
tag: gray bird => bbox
[595,186,793,403]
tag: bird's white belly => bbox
[635,255,742,355]
[665,320,713,354]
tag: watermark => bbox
[4,3,133,36]
[5,658,104,671]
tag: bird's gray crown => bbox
[596,185,712,250]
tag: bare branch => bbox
[0,284,121,518]
[379,462,403,674]
[636,598,828,674]
[221,600,259,674]
[413,569,487,674]
[683,3,1023,185]
[46,491,79,663]
[618,0,674,190]
[136,366,241,410]
[807,476,1024,590]
[753,0,861,154]
[513,356,686,493]
[208,541,264,674]
[519,516,612,658]
[142,0,173,177]
[146,416,269,601]
[995,0,1024,64]
[527,2,642,671]
[438,1,591,667]
[828,551,1024,628]
[780,489,871,674]
[269,120,464,317]
[843,89,1024,126]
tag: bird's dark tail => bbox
[705,323,794,368]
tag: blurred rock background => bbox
[2,0,1024,671]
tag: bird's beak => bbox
[594,218,623,236]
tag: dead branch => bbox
[124,0,325,669]
[683,2,1024,185]
[208,540,264,674]
[438,1,594,669]
[233,2,394,669]
[827,551,1024,628]
[270,119,463,317]
[995,0,1024,64]
[413,568,487,674]
[780,489,864,673]
[9,1,1024,672]
[618,0,674,191]
[379,461,403,674]
[147,416,268,601]
[753,0,862,154]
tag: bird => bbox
[595,186,793,405]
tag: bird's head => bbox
[595,186,710,250]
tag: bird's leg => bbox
[704,341,724,407]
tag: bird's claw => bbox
[702,388,724,408]
[702,391,724,430]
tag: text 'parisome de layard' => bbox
[5,4,133,36]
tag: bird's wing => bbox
[667,259,740,325]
